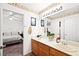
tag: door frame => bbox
[0,8,3,56]
[2,8,24,56]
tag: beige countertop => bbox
[31,36,79,56]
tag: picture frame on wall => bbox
[41,20,44,27]
[31,17,36,26]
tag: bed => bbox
[3,32,23,45]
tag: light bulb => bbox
[9,12,13,15]
[9,18,13,20]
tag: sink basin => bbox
[67,49,77,52]
[53,41,78,53]
[66,45,78,52]
[59,44,78,53]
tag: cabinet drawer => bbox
[50,48,69,56]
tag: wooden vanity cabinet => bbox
[32,39,39,55]
[32,39,70,56]
[32,39,49,56]
[39,42,49,56]
[50,47,69,56]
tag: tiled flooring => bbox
[3,43,23,56]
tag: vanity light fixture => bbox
[43,6,62,17]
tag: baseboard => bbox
[24,51,36,56]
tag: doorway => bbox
[2,9,24,56]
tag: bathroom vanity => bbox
[32,39,69,56]
[31,37,79,56]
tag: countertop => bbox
[31,36,79,56]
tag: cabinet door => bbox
[50,48,69,56]
[32,40,39,55]
[39,42,49,56]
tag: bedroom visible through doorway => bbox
[2,9,24,56]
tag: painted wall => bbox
[48,13,79,42]
[23,13,40,55]
[2,14,23,33]
[24,14,45,54]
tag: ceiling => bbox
[3,9,23,22]
[9,3,79,20]
[19,3,59,14]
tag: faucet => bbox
[61,40,68,45]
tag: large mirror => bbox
[43,3,79,42]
